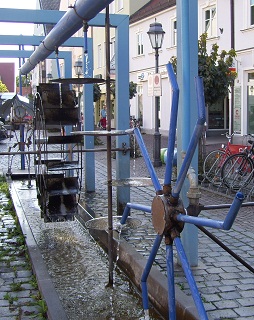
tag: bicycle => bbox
[221,137,254,191]
[202,132,249,186]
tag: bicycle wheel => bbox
[203,149,226,185]
[221,153,254,190]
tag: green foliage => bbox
[198,33,236,106]
[110,81,137,100]
[16,73,32,87]
[170,33,237,106]
[0,80,9,93]
[129,81,137,99]
[93,83,101,102]
[4,292,18,304]
[10,281,24,292]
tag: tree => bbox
[93,83,101,102]
[0,81,9,93]
[110,81,137,100]
[170,33,237,106]
[16,73,32,87]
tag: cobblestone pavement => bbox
[0,186,47,319]
[85,133,254,320]
[0,132,254,319]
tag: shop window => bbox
[247,73,254,132]
[208,99,225,129]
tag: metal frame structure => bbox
[0,3,130,208]
[121,63,244,319]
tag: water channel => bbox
[1,132,166,319]
[11,177,162,320]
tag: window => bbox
[172,19,177,46]
[117,0,123,11]
[137,85,143,126]
[137,33,144,56]
[247,73,254,132]
[109,2,115,14]
[110,37,115,60]
[204,6,217,37]
[251,0,254,25]
[98,44,102,68]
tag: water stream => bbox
[22,198,161,319]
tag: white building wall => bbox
[129,7,176,135]
[130,0,254,137]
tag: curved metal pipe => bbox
[20,0,114,74]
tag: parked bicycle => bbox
[221,136,254,191]
[203,132,250,186]
[129,115,141,131]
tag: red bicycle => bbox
[203,132,250,186]
[221,137,254,191]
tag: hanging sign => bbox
[153,73,162,96]
[147,73,162,97]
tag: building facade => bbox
[129,0,254,139]
[36,0,254,139]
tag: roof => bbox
[130,0,176,24]
[39,0,61,35]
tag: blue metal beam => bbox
[19,0,115,74]
[0,50,72,78]
[0,50,71,60]
[0,8,127,28]
[0,35,83,47]
[115,15,130,211]
[0,8,64,24]
[177,0,199,266]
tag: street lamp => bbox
[74,59,83,77]
[147,21,165,167]
[46,73,53,83]
[74,59,83,130]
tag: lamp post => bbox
[74,59,83,78]
[147,21,165,167]
[46,73,53,83]
[74,59,83,129]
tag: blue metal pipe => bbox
[141,234,163,311]
[56,54,61,78]
[181,0,191,151]
[176,192,244,230]
[174,237,208,319]
[172,77,205,198]
[222,192,244,229]
[133,128,162,193]
[20,0,114,74]
[164,63,179,186]
[120,203,151,224]
[166,244,176,320]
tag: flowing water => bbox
[23,205,162,319]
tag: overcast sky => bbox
[0,1,37,77]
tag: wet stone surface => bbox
[0,192,45,319]
[1,132,254,319]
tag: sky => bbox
[0,1,37,77]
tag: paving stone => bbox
[235,306,254,317]
[240,290,254,298]
[207,308,238,319]
[236,297,254,307]
[213,299,239,309]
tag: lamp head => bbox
[147,22,165,50]
[74,59,83,77]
